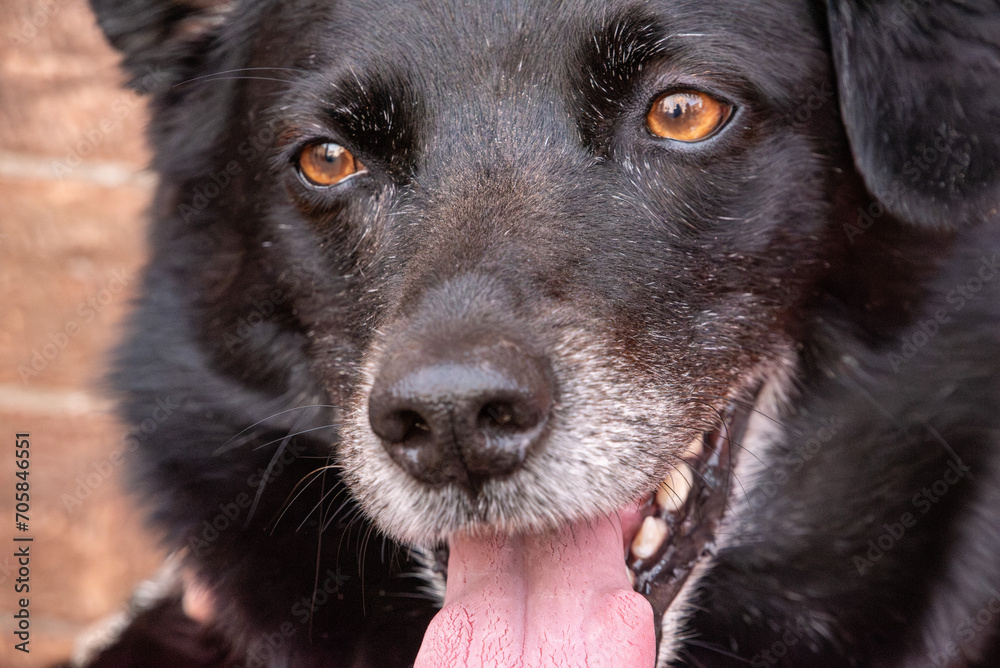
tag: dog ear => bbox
[89,0,233,91]
[827,0,1000,227]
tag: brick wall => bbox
[1,1,165,665]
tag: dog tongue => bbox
[414,514,655,668]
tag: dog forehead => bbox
[280,0,825,103]
[312,0,814,42]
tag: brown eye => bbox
[646,91,732,142]
[297,142,364,187]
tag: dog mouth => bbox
[627,400,750,650]
[416,398,752,667]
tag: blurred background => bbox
[1,1,166,665]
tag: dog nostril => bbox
[387,409,431,443]
[368,337,555,491]
[475,399,545,437]
[479,401,516,429]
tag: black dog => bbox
[85,0,1000,666]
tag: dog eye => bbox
[296,142,365,187]
[646,91,732,142]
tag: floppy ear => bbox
[89,0,234,91]
[827,0,1000,227]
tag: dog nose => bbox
[368,337,554,491]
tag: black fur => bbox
[88,0,1000,666]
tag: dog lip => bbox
[627,397,755,650]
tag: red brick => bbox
[0,0,151,165]
[0,3,176,665]
[0,177,150,389]
[0,410,165,667]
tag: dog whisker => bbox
[173,66,307,88]
[215,404,340,454]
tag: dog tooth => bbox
[630,516,669,560]
[657,463,694,513]
[684,435,705,460]
[627,566,636,587]
[655,483,674,510]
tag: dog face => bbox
[324,0,837,542]
[91,0,1000,665]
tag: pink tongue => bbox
[414,514,655,668]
